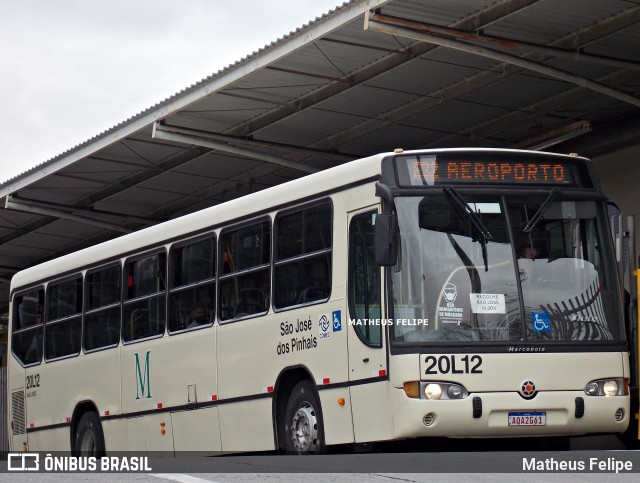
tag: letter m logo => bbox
[135,351,152,400]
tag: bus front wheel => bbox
[283,380,325,453]
[74,411,106,456]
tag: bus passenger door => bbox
[346,208,393,442]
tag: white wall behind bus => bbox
[592,143,640,278]
[0,367,6,453]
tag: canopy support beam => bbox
[4,196,134,233]
[152,122,319,174]
[365,11,640,108]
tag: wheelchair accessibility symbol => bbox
[531,311,551,333]
[332,310,342,332]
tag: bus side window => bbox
[274,201,332,310]
[349,210,382,347]
[123,252,166,342]
[84,264,121,351]
[219,220,271,321]
[12,288,45,366]
[45,277,82,360]
[169,236,216,333]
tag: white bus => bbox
[6,148,630,455]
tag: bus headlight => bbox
[403,382,470,400]
[603,380,618,397]
[584,378,627,396]
[425,384,442,400]
[402,381,470,400]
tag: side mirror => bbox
[374,213,398,266]
[606,200,627,280]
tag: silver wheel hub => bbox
[290,402,319,452]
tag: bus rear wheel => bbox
[283,380,325,454]
[74,411,105,456]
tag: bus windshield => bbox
[391,193,625,345]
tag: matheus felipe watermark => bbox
[523,456,633,473]
[349,318,429,326]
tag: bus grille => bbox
[11,391,26,435]
[614,408,624,422]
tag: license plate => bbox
[508,411,546,426]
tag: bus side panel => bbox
[7,300,29,452]
[217,315,280,452]
[322,192,359,445]
[102,418,126,452]
[26,427,67,452]
[217,194,355,450]
[172,406,221,453]
[21,348,121,452]
[119,328,219,453]
[349,381,393,442]
[218,399,274,452]
[126,413,174,453]
[217,303,355,450]
[300,299,355,446]
[76,348,122,419]
[7,363,26,452]
[168,333,221,454]
[317,386,355,445]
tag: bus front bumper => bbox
[390,386,630,439]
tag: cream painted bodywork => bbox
[120,327,219,453]
[7,151,386,453]
[389,351,629,438]
[12,342,121,452]
[6,148,629,453]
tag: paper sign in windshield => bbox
[470,293,505,314]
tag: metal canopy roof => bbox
[1,0,640,311]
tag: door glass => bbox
[349,210,381,346]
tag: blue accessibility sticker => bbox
[332,310,342,332]
[531,311,551,333]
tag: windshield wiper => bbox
[443,186,493,271]
[522,187,560,233]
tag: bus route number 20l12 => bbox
[423,355,483,375]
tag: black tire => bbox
[74,411,106,456]
[283,380,325,454]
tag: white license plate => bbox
[508,411,546,426]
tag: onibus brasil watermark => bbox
[7,453,152,472]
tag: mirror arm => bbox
[375,182,395,213]
[374,182,398,266]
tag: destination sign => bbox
[395,154,587,187]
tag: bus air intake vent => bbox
[423,413,435,426]
[11,390,26,435]
[614,408,624,422]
